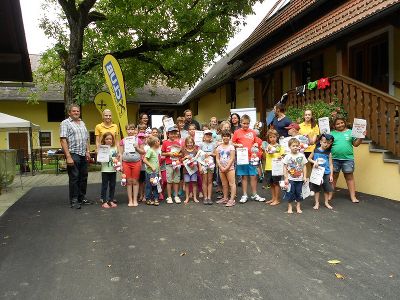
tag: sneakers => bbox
[239,195,248,203]
[225,199,236,207]
[174,196,181,204]
[251,194,265,202]
[166,197,173,204]
[203,199,213,205]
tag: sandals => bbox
[102,202,111,209]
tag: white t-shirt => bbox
[282,152,307,181]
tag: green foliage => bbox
[286,98,347,124]
[36,0,261,104]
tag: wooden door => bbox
[9,132,29,157]
[350,33,389,93]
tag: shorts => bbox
[283,180,303,202]
[236,164,258,176]
[122,161,141,180]
[333,159,354,173]
[265,170,281,185]
[166,164,180,184]
[139,170,146,183]
[310,174,334,193]
[184,173,198,183]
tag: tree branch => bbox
[136,54,177,78]
[57,0,78,23]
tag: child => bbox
[182,136,199,204]
[232,114,265,203]
[331,116,363,203]
[143,135,161,206]
[138,132,148,202]
[99,132,118,208]
[280,123,309,155]
[216,130,236,207]
[264,129,285,206]
[161,126,182,204]
[282,138,308,213]
[119,124,145,207]
[177,116,188,140]
[199,130,217,204]
[308,133,335,209]
[188,123,204,198]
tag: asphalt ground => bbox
[1,184,400,300]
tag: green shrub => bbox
[286,98,347,124]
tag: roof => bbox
[0,112,40,131]
[180,45,245,104]
[229,0,323,63]
[0,55,188,104]
[0,0,32,82]
[242,0,400,79]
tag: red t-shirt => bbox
[161,139,181,165]
[232,128,260,158]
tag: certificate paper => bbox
[318,117,331,134]
[124,136,136,153]
[271,158,284,176]
[236,148,249,165]
[310,166,325,185]
[163,117,175,130]
[351,118,367,138]
[194,130,204,145]
[183,158,198,175]
[302,181,311,198]
[97,145,111,163]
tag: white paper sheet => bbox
[351,118,367,138]
[236,148,249,165]
[124,136,136,153]
[310,166,325,185]
[318,117,331,134]
[97,145,111,163]
[194,130,204,145]
[271,158,284,176]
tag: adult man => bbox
[95,109,120,150]
[60,104,91,209]
[183,109,201,130]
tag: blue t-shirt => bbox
[272,116,292,137]
[312,147,331,174]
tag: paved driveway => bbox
[1,184,399,299]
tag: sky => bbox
[20,0,276,54]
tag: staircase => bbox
[286,74,400,170]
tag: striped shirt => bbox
[60,117,89,156]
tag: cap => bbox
[204,130,213,135]
[285,123,300,131]
[167,126,178,132]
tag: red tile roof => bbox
[230,0,319,62]
[242,0,400,79]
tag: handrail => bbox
[286,74,400,157]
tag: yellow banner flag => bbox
[94,91,118,118]
[103,54,128,137]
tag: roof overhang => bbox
[0,0,32,82]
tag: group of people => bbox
[60,103,363,213]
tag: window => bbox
[47,102,65,122]
[89,131,96,145]
[39,132,52,147]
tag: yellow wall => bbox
[196,85,231,124]
[236,79,253,108]
[0,101,138,151]
[336,143,400,201]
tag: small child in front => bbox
[308,133,335,210]
[199,130,217,205]
[143,135,161,206]
[282,138,308,213]
[99,132,118,208]
[182,136,199,204]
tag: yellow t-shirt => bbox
[264,144,285,171]
[95,123,120,141]
[299,123,320,153]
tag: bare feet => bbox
[313,203,319,210]
[128,202,138,207]
[297,208,303,213]
[184,199,189,204]
[351,198,360,203]
[193,198,199,203]
[266,199,273,204]
[270,201,280,206]
[199,192,204,198]
[324,202,333,209]
[286,208,293,214]
[296,202,302,213]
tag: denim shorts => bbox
[184,173,198,183]
[333,159,355,173]
[236,164,258,176]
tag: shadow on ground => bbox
[1,184,399,300]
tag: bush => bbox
[286,98,347,124]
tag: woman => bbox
[299,109,320,159]
[230,113,241,133]
[95,109,120,150]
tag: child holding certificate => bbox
[282,138,308,213]
[331,116,364,203]
[182,136,199,204]
[264,129,285,206]
[199,130,217,205]
[99,132,119,208]
[308,134,334,210]
[232,114,265,203]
